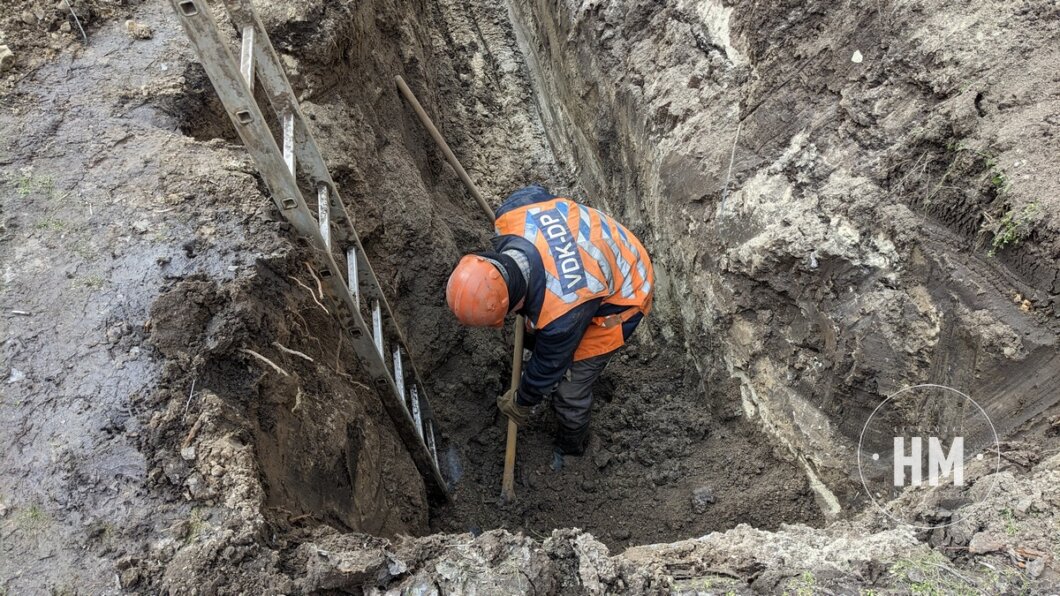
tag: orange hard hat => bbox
[446,254,509,328]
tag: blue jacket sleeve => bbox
[496,184,555,218]
[515,299,600,406]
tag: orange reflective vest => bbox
[495,198,654,360]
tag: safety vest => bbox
[495,198,654,360]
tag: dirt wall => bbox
[148,0,574,587]
[507,0,1060,510]
[3,0,1059,592]
[0,0,475,591]
[2,0,580,589]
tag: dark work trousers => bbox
[551,351,614,454]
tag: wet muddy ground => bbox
[429,324,823,548]
[0,1,820,590]
[2,0,1059,592]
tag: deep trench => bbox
[166,0,1054,552]
[155,0,836,549]
[223,0,830,549]
[5,0,1060,592]
[417,2,827,547]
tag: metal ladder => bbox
[170,0,449,502]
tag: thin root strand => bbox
[240,348,290,377]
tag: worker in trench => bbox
[445,184,654,465]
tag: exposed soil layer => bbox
[1,1,441,590]
[258,441,1060,594]
[1,0,1059,593]
[233,0,823,547]
[508,0,1060,507]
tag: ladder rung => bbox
[372,300,383,358]
[392,347,405,402]
[239,25,254,90]
[282,110,295,175]
[410,385,423,438]
[346,246,359,305]
[426,421,438,465]
[317,183,331,248]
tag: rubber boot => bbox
[555,424,590,457]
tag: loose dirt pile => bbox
[432,334,821,548]
[0,0,139,83]
[1,0,1058,594]
[151,446,1060,593]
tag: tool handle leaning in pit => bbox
[501,320,524,502]
[395,75,521,502]
[395,76,495,220]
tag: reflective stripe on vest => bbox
[495,198,654,337]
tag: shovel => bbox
[396,75,523,503]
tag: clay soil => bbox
[430,331,822,548]
[1,0,1059,593]
[0,1,819,591]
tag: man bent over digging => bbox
[445,184,654,465]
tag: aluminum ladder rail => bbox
[170,0,448,502]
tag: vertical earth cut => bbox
[1,0,1058,593]
[507,0,1060,510]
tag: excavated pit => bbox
[2,0,1059,592]
[146,0,1059,551]
[202,0,830,547]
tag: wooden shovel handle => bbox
[501,317,525,502]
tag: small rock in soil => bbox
[0,45,13,72]
[125,20,153,40]
[119,568,141,589]
[1015,497,1034,514]
[163,460,185,484]
[592,451,611,469]
[1026,557,1045,579]
[967,531,1004,554]
[691,486,716,514]
[185,472,208,499]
